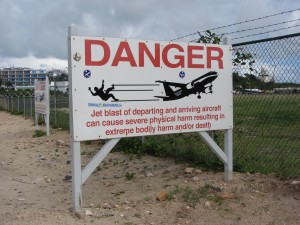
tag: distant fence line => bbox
[0,33,299,178]
[0,89,69,129]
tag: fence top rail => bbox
[233,32,300,47]
[0,92,34,97]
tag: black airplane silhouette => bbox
[155,71,218,101]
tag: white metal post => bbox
[71,141,82,213]
[223,35,231,45]
[198,131,227,164]
[68,24,83,213]
[224,129,233,181]
[82,138,120,184]
[223,35,233,181]
[35,112,39,130]
[198,130,233,181]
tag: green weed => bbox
[125,172,135,181]
[33,130,46,137]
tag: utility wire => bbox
[170,8,300,41]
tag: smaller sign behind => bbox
[35,80,48,114]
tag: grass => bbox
[125,172,135,181]
[233,94,300,177]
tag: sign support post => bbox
[198,129,233,181]
[224,128,233,181]
[68,25,82,214]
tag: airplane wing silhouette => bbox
[155,80,187,97]
[191,71,218,86]
[154,71,218,101]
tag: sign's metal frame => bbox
[68,25,233,214]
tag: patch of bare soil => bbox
[0,111,299,225]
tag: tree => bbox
[197,31,256,72]
[196,30,221,44]
[5,81,14,88]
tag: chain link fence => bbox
[231,33,300,178]
[0,33,299,178]
[0,87,69,129]
[123,33,300,178]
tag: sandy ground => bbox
[0,111,299,225]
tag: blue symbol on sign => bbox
[83,70,91,78]
[179,71,185,79]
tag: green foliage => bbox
[5,81,14,88]
[197,30,256,72]
[233,48,256,72]
[10,111,23,115]
[33,129,46,137]
[83,140,93,145]
[197,30,221,44]
[125,172,135,181]
[167,185,180,201]
[116,133,223,171]
[115,137,164,157]
[0,89,34,96]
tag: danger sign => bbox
[69,36,233,141]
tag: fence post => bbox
[54,78,57,127]
[223,35,233,181]
[17,96,20,112]
[30,95,33,118]
[11,96,13,112]
[23,95,26,118]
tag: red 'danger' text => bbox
[85,40,224,69]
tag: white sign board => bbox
[34,80,48,114]
[34,77,50,136]
[69,36,232,141]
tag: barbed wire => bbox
[170,8,300,41]
[188,22,300,43]
[232,24,300,40]
[218,18,300,36]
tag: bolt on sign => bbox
[69,36,233,141]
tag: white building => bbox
[258,66,274,83]
[50,81,69,93]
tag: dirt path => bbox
[0,111,299,225]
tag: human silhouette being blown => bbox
[88,80,119,101]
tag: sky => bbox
[0,0,299,70]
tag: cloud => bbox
[0,55,67,70]
[0,0,299,69]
